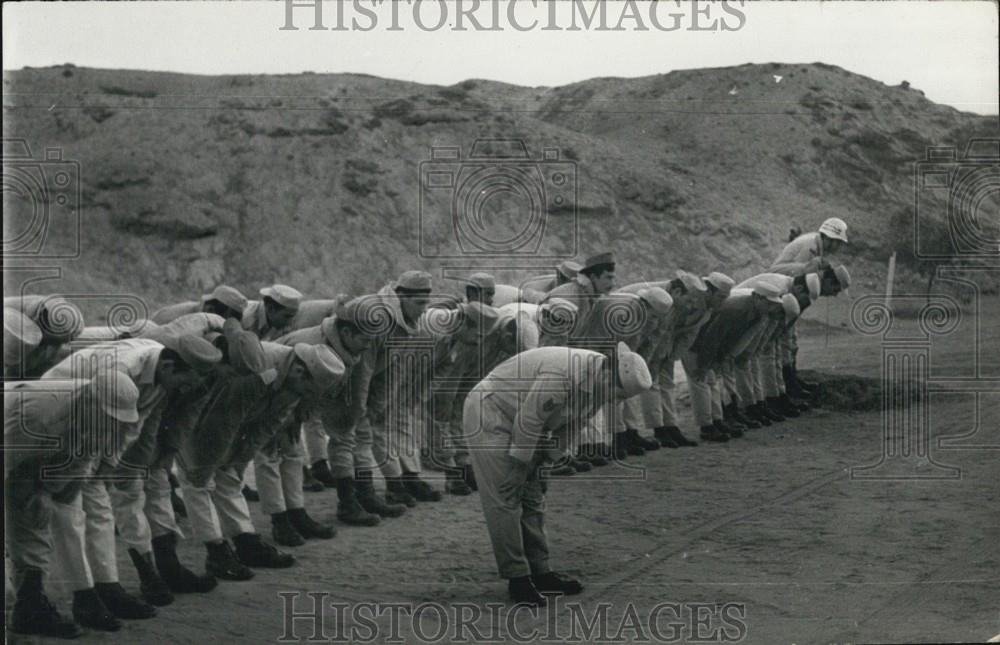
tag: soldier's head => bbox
[332,298,376,356]
[289,344,345,396]
[581,253,616,295]
[818,217,848,255]
[465,273,496,307]
[455,302,500,347]
[202,285,247,321]
[394,271,433,324]
[669,271,708,311]
[285,357,313,396]
[260,285,302,329]
[791,273,821,311]
[703,272,735,311]
[156,335,221,395]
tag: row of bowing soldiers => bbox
[3,217,851,635]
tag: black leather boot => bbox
[271,510,306,547]
[288,507,336,539]
[128,548,175,606]
[664,426,698,447]
[699,425,730,442]
[152,532,217,593]
[402,472,442,502]
[302,465,325,493]
[627,428,661,451]
[653,427,679,448]
[72,588,121,632]
[714,419,744,438]
[508,575,546,607]
[311,459,338,488]
[384,476,418,507]
[10,569,83,638]
[532,571,584,595]
[205,540,254,581]
[232,532,296,568]
[462,463,479,490]
[335,477,382,525]
[445,468,474,494]
[94,582,157,620]
[355,470,406,518]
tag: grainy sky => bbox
[4,1,998,115]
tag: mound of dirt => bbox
[799,369,888,412]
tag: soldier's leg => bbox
[303,416,336,487]
[175,467,225,544]
[709,369,724,422]
[6,479,55,587]
[464,397,532,580]
[660,359,680,427]
[49,485,96,592]
[682,354,713,428]
[253,449,286,516]
[279,434,335,540]
[211,467,256,539]
[6,472,82,638]
[760,340,783,400]
[109,477,153,558]
[735,359,755,408]
[279,436,305,513]
[194,466,257,581]
[144,466,182,541]
[519,472,550,577]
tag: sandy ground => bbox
[7,296,1000,644]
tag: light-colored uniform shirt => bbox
[472,347,608,464]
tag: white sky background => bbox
[3,1,998,115]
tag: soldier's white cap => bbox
[203,285,248,313]
[752,282,784,303]
[159,334,223,372]
[781,293,801,319]
[467,272,496,290]
[637,287,673,316]
[293,343,345,391]
[395,270,433,292]
[92,369,140,423]
[260,285,303,310]
[805,273,821,302]
[676,270,707,293]
[556,260,582,280]
[819,217,848,243]
[616,342,653,399]
[703,272,736,297]
[4,308,43,366]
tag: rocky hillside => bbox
[4,62,997,319]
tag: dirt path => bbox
[10,300,1000,644]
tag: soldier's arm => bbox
[509,378,568,464]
